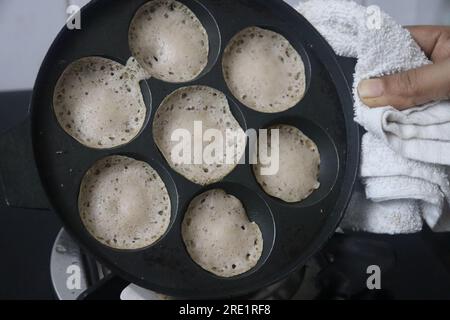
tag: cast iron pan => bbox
[0,0,360,298]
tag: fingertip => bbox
[357,79,385,108]
[359,97,385,108]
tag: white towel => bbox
[297,0,450,233]
[359,133,450,232]
[340,190,423,234]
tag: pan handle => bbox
[0,116,50,210]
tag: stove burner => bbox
[50,229,111,300]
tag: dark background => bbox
[0,91,61,299]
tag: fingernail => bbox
[358,79,384,99]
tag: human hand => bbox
[358,26,450,110]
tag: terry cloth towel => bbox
[297,0,450,233]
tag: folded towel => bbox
[297,0,450,233]
[341,190,423,234]
[360,133,450,232]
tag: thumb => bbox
[357,59,450,110]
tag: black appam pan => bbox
[0,0,359,298]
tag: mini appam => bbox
[182,189,263,277]
[253,125,320,203]
[79,155,171,250]
[223,26,306,113]
[129,0,209,82]
[53,57,147,149]
[153,86,246,186]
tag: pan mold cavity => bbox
[53,56,151,149]
[181,183,275,278]
[254,117,339,208]
[129,0,221,83]
[222,26,308,113]
[152,85,247,186]
[253,124,321,203]
[78,155,174,250]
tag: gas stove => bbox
[50,229,312,300]
[47,225,450,300]
[50,229,320,300]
